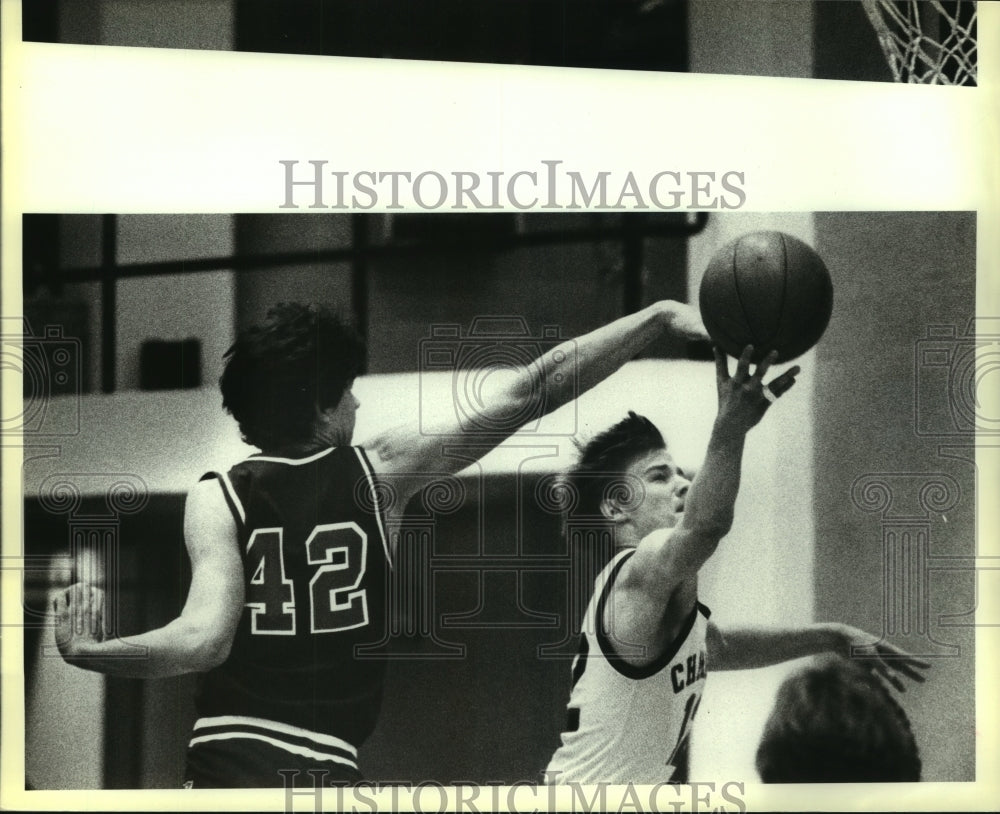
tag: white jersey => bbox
[545,548,710,785]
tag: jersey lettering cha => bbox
[546,549,710,785]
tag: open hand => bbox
[835,624,931,692]
[714,345,799,433]
[54,582,106,662]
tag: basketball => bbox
[698,231,833,363]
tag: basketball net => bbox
[861,0,977,85]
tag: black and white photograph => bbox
[2,1,997,812]
[14,210,983,793]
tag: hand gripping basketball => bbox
[714,345,800,432]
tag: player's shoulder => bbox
[356,426,408,475]
[617,527,678,584]
[187,475,231,512]
[639,526,675,549]
[221,446,362,476]
[612,528,701,622]
[184,476,242,553]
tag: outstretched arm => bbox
[55,479,244,678]
[707,621,931,691]
[362,300,708,506]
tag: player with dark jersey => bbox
[55,299,714,787]
[544,348,930,785]
[185,447,390,785]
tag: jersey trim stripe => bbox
[218,471,246,526]
[353,447,392,569]
[189,726,356,764]
[594,549,711,680]
[251,447,337,465]
[570,633,590,689]
[566,549,627,694]
[192,715,358,756]
[199,471,246,530]
[188,732,358,769]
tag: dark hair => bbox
[756,656,922,783]
[219,303,365,450]
[562,411,666,521]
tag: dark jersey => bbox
[189,446,391,777]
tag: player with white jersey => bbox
[545,347,930,785]
[549,547,709,784]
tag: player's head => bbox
[563,411,691,542]
[220,302,365,451]
[755,655,922,783]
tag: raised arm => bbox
[707,621,931,691]
[55,478,245,678]
[618,347,799,610]
[361,301,708,506]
